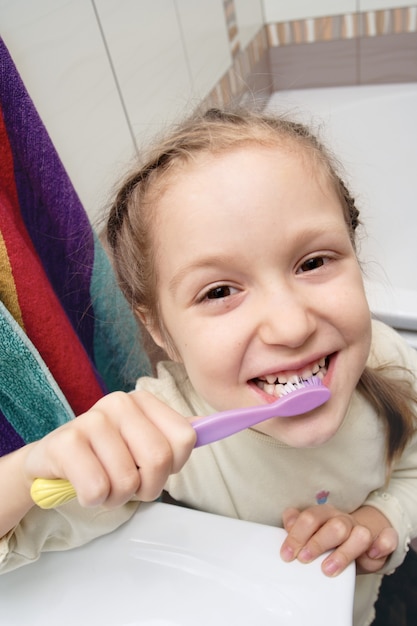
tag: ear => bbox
[137,309,181,362]
[136,308,163,347]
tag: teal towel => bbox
[0,301,74,445]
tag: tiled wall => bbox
[262,0,414,22]
[202,27,270,108]
[0,0,264,222]
[1,1,415,221]
[266,5,417,45]
[266,4,417,89]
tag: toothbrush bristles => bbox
[303,375,322,386]
[282,375,322,395]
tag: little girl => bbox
[1,107,416,626]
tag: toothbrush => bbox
[192,376,330,447]
[31,377,330,509]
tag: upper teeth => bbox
[263,357,326,384]
[257,358,327,398]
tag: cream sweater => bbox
[135,321,417,626]
[1,321,416,626]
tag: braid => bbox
[106,151,178,253]
[338,177,361,237]
[107,171,144,251]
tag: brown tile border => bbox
[202,5,417,108]
[269,38,357,91]
[269,31,417,91]
[359,31,417,84]
[223,0,240,57]
[266,5,417,46]
[202,27,271,109]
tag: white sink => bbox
[0,502,354,625]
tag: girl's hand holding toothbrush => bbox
[25,390,197,509]
[30,378,330,509]
[280,503,398,576]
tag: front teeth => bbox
[265,375,278,384]
[263,360,326,386]
[256,358,328,398]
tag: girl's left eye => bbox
[297,255,328,273]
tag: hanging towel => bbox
[0,37,150,455]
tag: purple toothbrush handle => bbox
[191,383,330,447]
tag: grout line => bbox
[356,0,362,84]
[90,0,139,156]
[173,0,194,88]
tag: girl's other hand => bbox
[24,390,196,509]
[280,504,398,576]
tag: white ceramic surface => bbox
[0,502,355,625]
[266,83,417,345]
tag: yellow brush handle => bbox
[31,478,77,509]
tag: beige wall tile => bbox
[234,0,264,49]
[176,0,231,100]
[360,0,414,10]
[95,0,192,150]
[0,0,134,223]
[262,0,356,23]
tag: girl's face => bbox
[148,145,371,447]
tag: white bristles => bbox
[281,375,322,395]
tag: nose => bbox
[256,285,317,348]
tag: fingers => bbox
[73,406,141,508]
[282,507,301,532]
[322,525,398,576]
[280,504,398,577]
[26,390,196,509]
[128,390,197,473]
[116,391,196,503]
[320,524,372,576]
[90,391,196,505]
[281,504,355,566]
[25,415,113,506]
[356,526,399,573]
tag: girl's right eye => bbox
[195,283,241,306]
[205,285,233,300]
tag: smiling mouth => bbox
[253,357,329,399]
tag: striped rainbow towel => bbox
[0,37,150,455]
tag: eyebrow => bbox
[168,255,237,295]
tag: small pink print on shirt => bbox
[316,490,330,504]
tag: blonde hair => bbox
[106,106,416,465]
